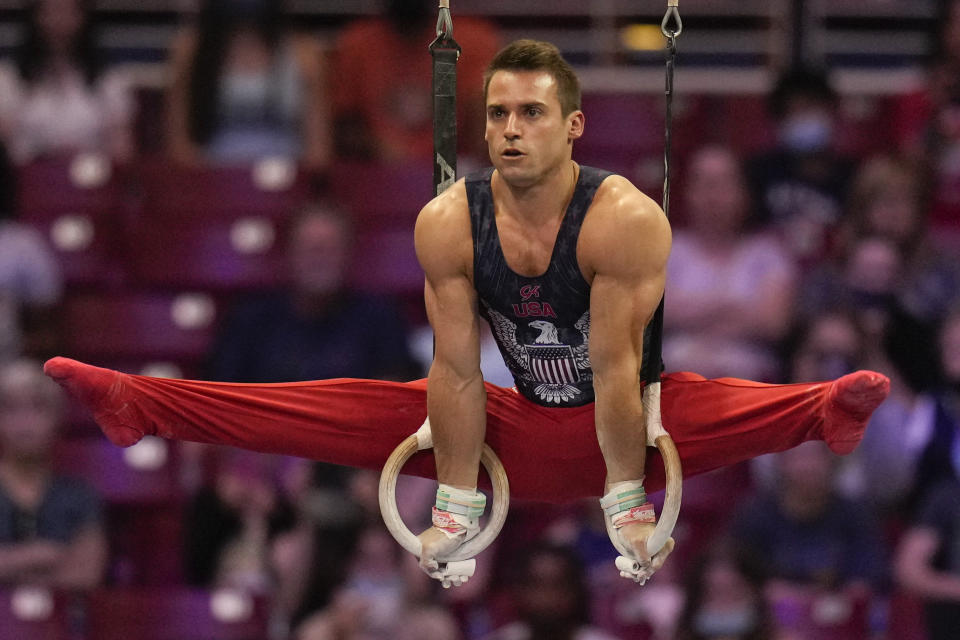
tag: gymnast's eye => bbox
[488,108,505,119]
[525,106,542,117]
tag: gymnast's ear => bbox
[567,110,585,141]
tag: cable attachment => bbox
[435,1,456,45]
[661,0,683,40]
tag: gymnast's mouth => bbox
[502,148,525,158]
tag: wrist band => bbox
[600,479,656,528]
[433,485,486,539]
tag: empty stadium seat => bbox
[328,162,433,229]
[0,588,70,640]
[16,156,127,287]
[124,215,287,292]
[86,588,269,640]
[136,159,312,221]
[55,436,180,505]
[62,291,219,367]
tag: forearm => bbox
[899,566,960,602]
[593,365,646,487]
[427,362,486,489]
[0,543,61,581]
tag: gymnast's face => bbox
[485,70,583,187]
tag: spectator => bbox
[483,543,620,640]
[674,545,774,640]
[182,448,296,593]
[0,169,63,362]
[746,68,856,264]
[0,358,106,589]
[894,477,960,640]
[801,156,960,322]
[330,0,499,163]
[665,146,797,381]
[0,0,134,165]
[207,203,419,383]
[891,0,960,230]
[733,441,887,594]
[166,0,329,168]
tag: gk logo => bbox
[520,285,541,300]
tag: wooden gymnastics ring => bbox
[606,381,682,562]
[379,418,510,563]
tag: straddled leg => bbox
[43,358,888,503]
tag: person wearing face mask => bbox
[674,545,774,640]
[745,68,856,266]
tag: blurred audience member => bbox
[0,196,63,364]
[0,358,106,589]
[665,146,797,381]
[840,155,958,324]
[330,0,499,163]
[894,477,960,640]
[733,442,887,596]
[166,0,329,168]
[483,543,620,640]
[746,68,856,264]
[293,523,431,640]
[207,203,418,382]
[674,545,774,640]
[0,0,134,164]
[183,448,295,593]
[892,0,960,230]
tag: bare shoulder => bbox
[580,175,671,277]
[414,179,473,279]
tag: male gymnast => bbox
[44,40,890,585]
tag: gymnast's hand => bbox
[417,526,469,586]
[618,521,675,579]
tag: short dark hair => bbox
[483,39,581,116]
[768,67,838,119]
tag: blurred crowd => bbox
[1,0,960,639]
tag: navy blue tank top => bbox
[466,165,612,407]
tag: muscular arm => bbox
[415,185,486,489]
[580,177,671,487]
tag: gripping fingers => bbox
[418,527,476,587]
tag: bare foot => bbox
[823,370,890,454]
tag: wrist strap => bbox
[599,480,647,518]
[600,479,656,528]
[433,485,486,539]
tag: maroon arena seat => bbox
[123,215,287,292]
[0,588,70,640]
[327,162,433,230]
[136,159,312,221]
[62,291,219,367]
[86,588,270,640]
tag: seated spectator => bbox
[330,0,499,163]
[665,146,797,381]
[183,448,296,594]
[0,358,106,589]
[0,192,63,363]
[745,68,856,265]
[851,155,960,323]
[674,544,774,640]
[206,203,419,383]
[891,0,960,230]
[0,0,134,165]
[166,0,328,168]
[894,477,960,640]
[732,442,888,599]
[483,543,621,640]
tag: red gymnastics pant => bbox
[43,358,889,502]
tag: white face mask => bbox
[780,113,834,154]
[693,607,759,637]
